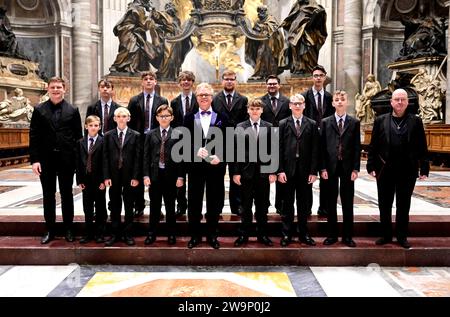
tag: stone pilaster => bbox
[71,0,92,119]
[343,0,362,115]
[445,1,450,124]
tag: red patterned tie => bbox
[159,129,167,164]
[118,131,123,169]
[86,137,94,173]
[338,118,343,160]
[145,94,151,130]
[103,105,109,133]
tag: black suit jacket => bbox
[143,127,184,183]
[76,135,104,186]
[29,99,83,168]
[212,91,248,127]
[128,92,169,134]
[231,120,273,179]
[278,116,319,179]
[367,113,429,177]
[103,128,142,182]
[85,100,121,135]
[260,93,291,126]
[321,115,361,175]
[171,93,199,128]
[303,88,334,124]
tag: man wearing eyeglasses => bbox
[212,70,248,216]
[184,83,228,249]
[302,65,334,217]
[128,71,169,218]
[260,75,291,214]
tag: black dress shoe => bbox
[187,237,200,249]
[168,235,176,245]
[323,237,338,245]
[95,235,105,243]
[280,236,291,247]
[257,236,273,246]
[65,230,75,242]
[234,236,248,247]
[208,237,220,249]
[79,235,93,244]
[375,237,392,245]
[105,235,118,246]
[397,238,411,249]
[300,235,316,246]
[124,236,135,246]
[133,209,144,218]
[41,232,54,244]
[144,234,156,245]
[342,238,356,247]
[317,208,328,217]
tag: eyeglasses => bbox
[267,83,279,86]
[312,74,325,78]
[157,115,172,119]
[223,78,236,82]
[198,94,212,98]
[392,98,408,102]
[290,102,304,106]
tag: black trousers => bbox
[281,167,311,238]
[82,177,107,236]
[187,163,225,239]
[148,169,176,236]
[376,166,417,240]
[39,152,74,233]
[238,173,270,237]
[326,161,354,239]
[176,181,187,211]
[109,171,135,237]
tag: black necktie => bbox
[317,92,323,121]
[86,137,94,173]
[295,119,301,136]
[185,96,190,114]
[253,122,258,137]
[145,94,151,130]
[338,118,343,160]
[118,131,124,169]
[271,96,277,112]
[295,119,301,157]
[160,129,167,165]
[103,104,109,132]
[226,94,232,111]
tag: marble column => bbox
[445,1,450,124]
[71,0,92,119]
[343,0,362,115]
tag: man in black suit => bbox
[302,65,334,217]
[278,94,318,247]
[184,83,228,249]
[171,71,198,218]
[85,79,121,136]
[30,77,83,244]
[143,105,184,245]
[212,70,248,216]
[260,75,291,214]
[367,88,429,249]
[128,71,169,217]
[320,90,360,247]
[103,107,142,246]
[232,99,277,247]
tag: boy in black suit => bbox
[103,107,142,246]
[76,115,107,243]
[232,99,277,247]
[320,90,360,247]
[278,94,319,247]
[143,105,184,245]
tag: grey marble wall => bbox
[16,37,55,81]
[377,40,402,87]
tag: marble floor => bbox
[0,265,448,297]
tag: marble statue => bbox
[355,74,381,124]
[0,7,28,60]
[0,88,34,122]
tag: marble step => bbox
[0,236,449,266]
[0,214,450,237]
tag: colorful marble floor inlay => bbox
[77,272,296,297]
